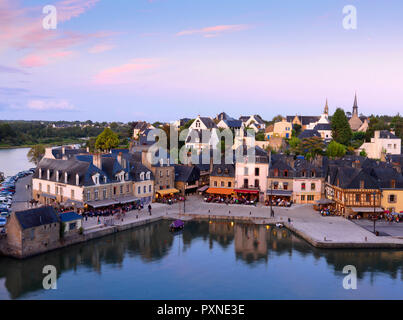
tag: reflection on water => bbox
[0,220,402,299]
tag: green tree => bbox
[27,144,45,165]
[298,136,325,161]
[255,132,265,141]
[359,149,367,157]
[326,140,346,159]
[95,128,119,152]
[288,136,301,154]
[293,124,302,137]
[331,108,352,145]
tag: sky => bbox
[1,0,403,123]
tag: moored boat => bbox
[169,219,184,231]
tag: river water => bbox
[0,148,32,177]
[0,220,401,300]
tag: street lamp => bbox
[373,191,377,234]
[270,181,274,218]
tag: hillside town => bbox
[1,95,403,258]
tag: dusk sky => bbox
[1,0,403,123]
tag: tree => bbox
[255,132,265,141]
[298,136,325,160]
[326,140,346,159]
[95,128,119,152]
[359,149,367,157]
[293,124,302,137]
[331,108,352,146]
[288,136,301,154]
[27,144,45,165]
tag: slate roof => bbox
[199,117,217,129]
[211,163,235,177]
[222,119,243,128]
[379,130,399,139]
[59,211,83,222]
[174,165,200,182]
[366,167,403,188]
[294,158,324,178]
[286,116,320,126]
[313,123,332,131]
[298,129,321,139]
[51,147,88,159]
[269,154,295,178]
[15,206,59,230]
[215,112,234,121]
[330,167,379,189]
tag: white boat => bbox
[275,223,284,228]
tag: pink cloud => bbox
[176,24,251,37]
[88,44,116,54]
[93,59,158,85]
[0,0,113,68]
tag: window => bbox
[391,180,396,188]
[301,195,305,201]
[160,171,163,178]
[149,185,152,192]
[283,170,288,177]
[113,187,117,195]
[94,190,99,200]
[55,186,58,195]
[144,186,147,193]
[243,179,248,188]
[103,188,107,199]
[302,170,306,177]
[47,185,50,193]
[69,222,77,231]
[39,183,42,191]
[86,191,91,201]
[71,190,75,199]
[283,183,288,190]
[388,195,396,203]
[244,167,249,175]
[301,183,306,191]
[221,181,224,187]
[140,172,145,180]
[255,168,260,176]
[311,170,316,178]
[228,181,232,187]
[120,185,123,194]
[30,229,35,240]
[217,168,222,174]
[366,194,371,202]
[311,183,315,191]
[214,181,217,187]
[146,172,151,180]
[138,186,141,194]
[355,194,360,203]
[254,179,259,188]
[274,169,279,177]
[307,195,314,201]
[126,184,130,193]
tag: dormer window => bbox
[312,170,316,178]
[125,172,129,180]
[56,170,59,182]
[302,170,306,177]
[76,174,80,186]
[64,172,68,184]
[39,168,42,179]
[104,176,107,183]
[283,170,288,177]
[146,172,151,180]
[217,168,222,174]
[391,180,396,188]
[360,180,364,189]
[140,172,145,180]
[47,169,50,180]
[160,158,163,166]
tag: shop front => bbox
[266,189,292,206]
[205,187,234,202]
[155,188,180,202]
[234,188,260,203]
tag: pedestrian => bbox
[148,204,152,216]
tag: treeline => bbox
[0,121,105,147]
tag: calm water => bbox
[0,220,402,300]
[0,148,32,177]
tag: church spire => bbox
[353,92,358,116]
[324,98,329,115]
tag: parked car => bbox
[0,217,7,227]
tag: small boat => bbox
[275,223,284,228]
[169,219,184,232]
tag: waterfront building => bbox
[292,158,325,204]
[325,165,382,217]
[267,154,294,203]
[59,211,83,234]
[235,147,269,202]
[4,206,60,258]
[358,130,401,160]
[207,162,236,197]
[174,164,200,196]
[32,152,153,209]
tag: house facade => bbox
[358,130,401,159]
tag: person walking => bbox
[148,204,152,216]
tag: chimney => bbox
[93,154,102,170]
[117,152,124,167]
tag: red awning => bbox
[234,189,259,194]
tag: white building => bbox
[359,130,401,159]
[185,116,219,153]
